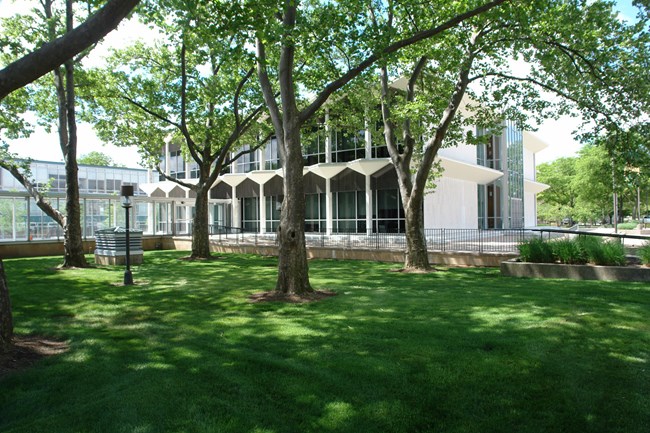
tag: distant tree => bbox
[537,158,578,224]
[373,0,650,270]
[87,2,268,259]
[78,151,124,167]
[573,144,622,224]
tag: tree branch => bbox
[256,37,283,134]
[0,161,65,227]
[0,0,140,100]
[299,0,509,124]
[471,71,616,123]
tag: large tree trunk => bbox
[191,184,212,259]
[62,154,87,267]
[404,195,431,270]
[0,260,13,352]
[58,4,87,268]
[60,39,87,267]
[275,126,312,294]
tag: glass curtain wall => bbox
[476,121,524,229]
[332,190,366,233]
[241,197,259,232]
[236,145,259,173]
[505,121,524,228]
[303,127,326,166]
[264,137,281,170]
[305,193,326,232]
[374,189,405,233]
[265,195,282,232]
[332,129,365,162]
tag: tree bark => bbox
[0,260,13,352]
[191,184,212,259]
[0,0,140,101]
[256,1,507,289]
[275,125,312,293]
[59,3,88,268]
[403,194,431,270]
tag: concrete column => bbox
[171,201,176,235]
[165,141,171,177]
[325,108,332,163]
[326,178,333,235]
[147,202,155,235]
[258,146,266,171]
[365,118,372,159]
[365,174,373,235]
[259,183,266,233]
[231,152,238,174]
[232,185,240,229]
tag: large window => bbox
[332,190,366,233]
[156,202,172,234]
[170,149,186,179]
[374,189,405,233]
[236,145,259,173]
[477,121,524,229]
[84,199,113,237]
[305,193,326,232]
[332,129,365,163]
[241,197,259,231]
[265,195,282,232]
[303,127,326,166]
[265,137,281,170]
[27,198,61,240]
[212,203,230,229]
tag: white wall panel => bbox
[423,176,478,228]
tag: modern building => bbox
[0,160,151,241]
[142,120,549,234]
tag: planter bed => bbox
[501,259,650,282]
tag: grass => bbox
[1,251,649,433]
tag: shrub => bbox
[518,238,555,263]
[576,236,626,266]
[617,222,638,230]
[520,236,628,266]
[576,236,603,263]
[598,241,627,266]
[639,243,650,266]
[551,239,588,265]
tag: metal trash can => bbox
[94,227,144,266]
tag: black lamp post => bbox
[121,185,134,285]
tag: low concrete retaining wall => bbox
[170,237,516,267]
[501,260,650,282]
[0,236,166,259]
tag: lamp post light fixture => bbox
[121,185,134,285]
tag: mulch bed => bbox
[0,335,69,377]
[249,290,337,304]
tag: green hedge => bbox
[639,243,650,265]
[518,236,627,266]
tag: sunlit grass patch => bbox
[1,251,648,433]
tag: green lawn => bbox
[1,251,648,433]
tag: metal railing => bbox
[532,227,650,247]
[199,228,538,254]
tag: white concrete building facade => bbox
[143,121,549,234]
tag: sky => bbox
[0,0,643,168]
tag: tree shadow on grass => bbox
[0,251,648,432]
